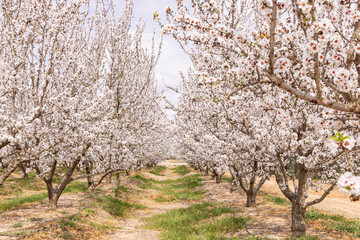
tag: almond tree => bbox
[162,0,360,236]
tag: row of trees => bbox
[162,0,360,236]
[0,0,171,208]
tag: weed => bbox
[29,217,43,222]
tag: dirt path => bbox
[107,160,190,240]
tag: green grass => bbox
[259,191,290,205]
[172,165,191,175]
[63,181,88,193]
[150,166,167,176]
[285,235,319,240]
[1,176,43,196]
[155,196,176,202]
[114,185,128,197]
[144,202,249,240]
[159,174,204,200]
[0,193,48,211]
[221,176,232,183]
[29,217,43,222]
[12,222,23,228]
[97,196,146,217]
[132,174,204,201]
[306,210,360,237]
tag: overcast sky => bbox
[130,0,192,119]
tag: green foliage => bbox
[29,217,43,222]
[306,210,360,237]
[0,193,48,211]
[97,196,146,217]
[144,202,249,240]
[329,131,350,143]
[172,165,191,175]
[150,166,167,176]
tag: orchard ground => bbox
[0,160,358,240]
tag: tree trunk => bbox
[106,173,112,183]
[85,162,94,189]
[46,182,60,208]
[246,192,257,207]
[126,170,130,176]
[215,174,222,183]
[19,164,29,180]
[291,200,306,236]
[204,166,209,176]
[116,172,120,181]
[291,164,308,236]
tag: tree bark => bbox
[291,199,307,236]
[246,192,257,207]
[46,182,60,208]
[0,160,22,186]
[204,166,209,176]
[215,174,222,183]
[291,164,308,236]
[106,173,112,183]
[19,164,29,180]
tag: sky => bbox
[130,0,192,119]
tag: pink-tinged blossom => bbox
[343,137,356,150]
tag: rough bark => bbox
[291,198,307,236]
[0,160,22,186]
[19,163,29,180]
[246,192,257,207]
[215,174,222,183]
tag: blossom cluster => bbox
[338,172,360,200]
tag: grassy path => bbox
[109,161,250,240]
